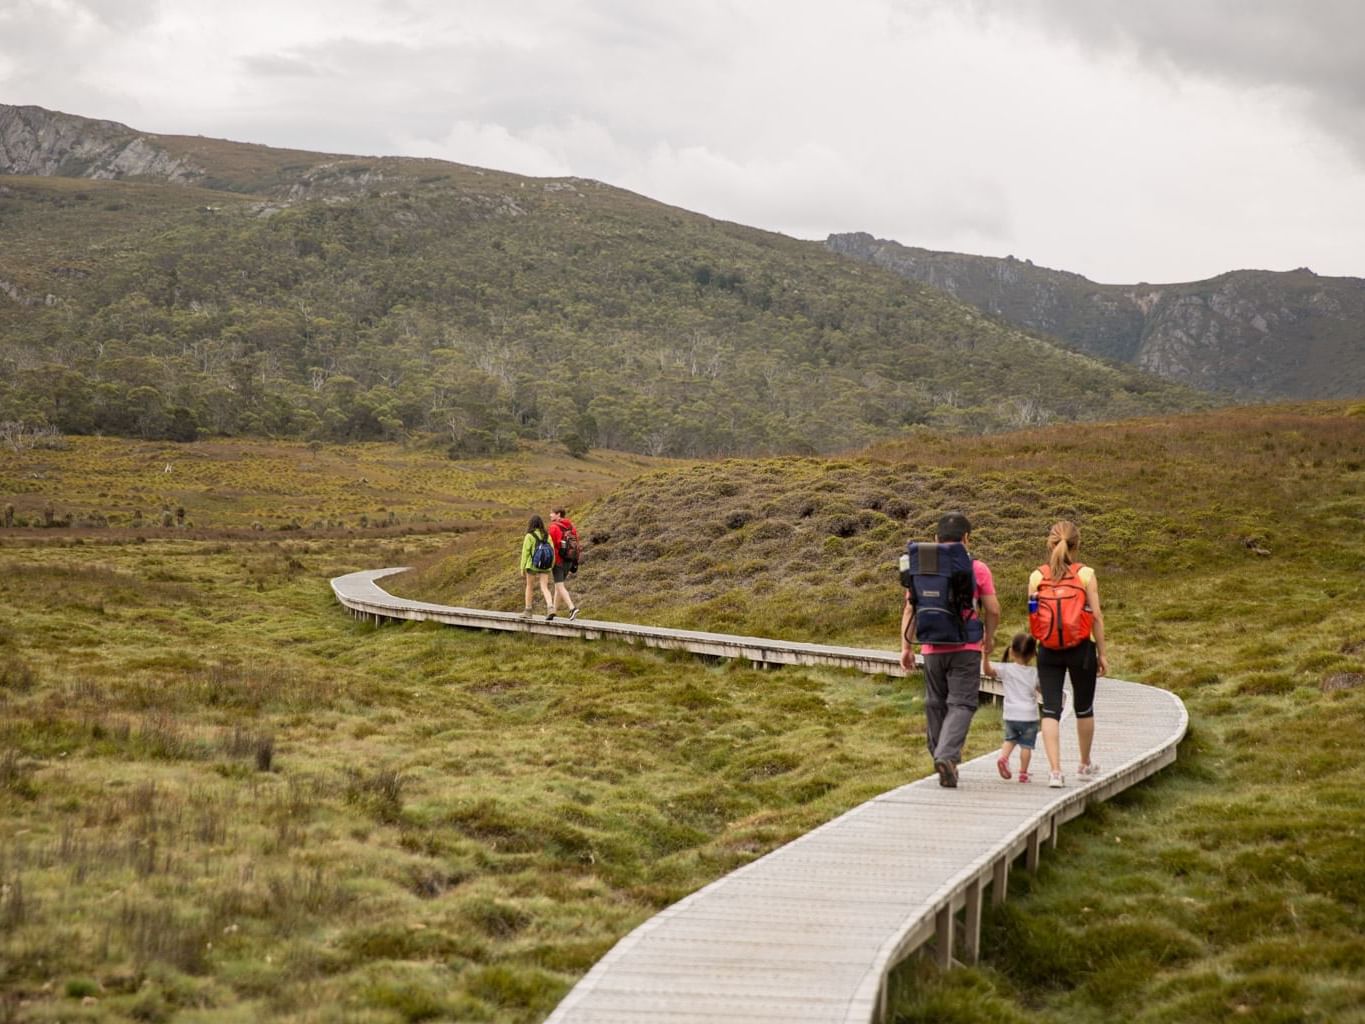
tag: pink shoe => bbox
[1018,771,1031,784]
[996,757,1012,780]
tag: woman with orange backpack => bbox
[1028,520,1108,788]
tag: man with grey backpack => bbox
[898,512,1000,788]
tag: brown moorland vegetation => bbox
[0,435,663,533]
[0,402,1362,1022]
[401,400,1365,1022]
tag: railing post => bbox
[1048,814,1059,851]
[992,855,1009,906]
[1026,827,1042,873]
[962,878,983,966]
[935,904,953,969]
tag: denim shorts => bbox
[1003,719,1040,749]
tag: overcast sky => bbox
[3,0,1363,283]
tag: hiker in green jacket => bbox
[521,515,557,619]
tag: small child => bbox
[996,633,1041,783]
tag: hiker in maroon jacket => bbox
[548,507,581,621]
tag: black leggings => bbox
[1038,640,1098,720]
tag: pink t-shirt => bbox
[918,559,995,655]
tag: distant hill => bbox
[0,104,1204,453]
[827,232,1365,400]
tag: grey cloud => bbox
[76,0,161,31]
[0,3,76,66]
[971,0,1365,158]
[568,0,734,67]
[239,53,328,78]
[0,1,132,113]
[1,0,159,40]
[236,38,571,143]
[241,29,710,152]
[204,37,508,156]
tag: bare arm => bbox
[1085,575,1109,676]
[979,592,1001,679]
[898,593,917,671]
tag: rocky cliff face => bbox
[0,104,534,209]
[0,105,205,184]
[828,232,1365,399]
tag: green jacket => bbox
[521,529,550,573]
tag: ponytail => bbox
[1003,632,1037,664]
[1047,520,1080,581]
[1048,537,1069,581]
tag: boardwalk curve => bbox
[332,568,1188,1023]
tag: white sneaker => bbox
[1048,772,1065,788]
[1078,762,1101,776]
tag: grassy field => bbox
[0,436,660,533]
[2,404,1364,1022]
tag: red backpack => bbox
[1029,563,1094,649]
[557,519,581,572]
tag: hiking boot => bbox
[933,759,958,788]
[1048,772,1065,788]
[568,607,579,621]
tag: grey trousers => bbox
[922,650,982,764]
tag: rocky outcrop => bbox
[0,104,203,184]
[0,277,57,308]
[280,162,387,201]
[828,232,1365,399]
[1130,272,1365,398]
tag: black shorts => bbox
[552,564,570,584]
[1038,640,1098,720]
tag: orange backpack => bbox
[1029,563,1094,649]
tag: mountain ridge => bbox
[1,104,1204,453]
[826,231,1365,399]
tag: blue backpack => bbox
[530,534,555,572]
[899,541,983,645]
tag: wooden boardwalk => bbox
[331,568,1001,696]
[332,568,1188,1023]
